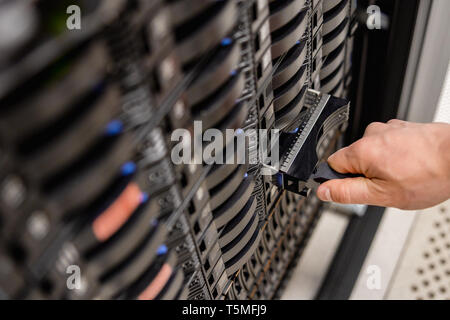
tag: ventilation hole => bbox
[440,207,446,213]
[429,263,435,270]
[429,237,435,243]
[199,240,206,253]
[439,287,446,293]
[440,232,446,238]
[422,280,429,287]
[439,258,446,265]
[428,292,435,298]
[251,256,257,268]
[208,274,214,286]
[204,259,211,272]
[411,285,418,292]
[424,252,430,259]
[193,222,201,235]
[434,247,441,254]
[417,268,424,275]
[234,281,242,294]
[434,274,441,281]
[434,222,441,228]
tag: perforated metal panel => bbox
[387,200,450,300]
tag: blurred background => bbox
[0,0,449,300]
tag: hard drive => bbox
[269,0,307,32]
[19,85,122,182]
[81,207,164,279]
[0,0,125,101]
[323,0,344,12]
[44,133,135,214]
[118,247,176,300]
[206,162,239,191]
[320,42,345,79]
[212,175,255,228]
[273,65,307,111]
[322,17,348,56]
[322,0,349,36]
[73,176,150,253]
[224,227,261,276]
[0,42,111,143]
[93,223,168,299]
[329,79,345,97]
[270,9,308,59]
[208,163,248,211]
[218,196,257,247]
[272,40,307,89]
[204,135,244,190]
[156,268,184,300]
[274,84,307,130]
[221,211,258,262]
[191,71,245,130]
[185,39,240,106]
[175,0,237,65]
[320,62,344,93]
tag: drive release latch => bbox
[264,89,357,196]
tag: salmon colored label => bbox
[92,183,142,241]
[138,264,172,300]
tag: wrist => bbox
[433,123,450,179]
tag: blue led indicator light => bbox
[140,192,149,204]
[221,37,232,46]
[105,120,123,136]
[157,245,168,256]
[121,162,136,176]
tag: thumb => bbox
[316,177,375,204]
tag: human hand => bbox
[316,120,450,210]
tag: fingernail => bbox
[318,187,332,202]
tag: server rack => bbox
[0,0,358,300]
